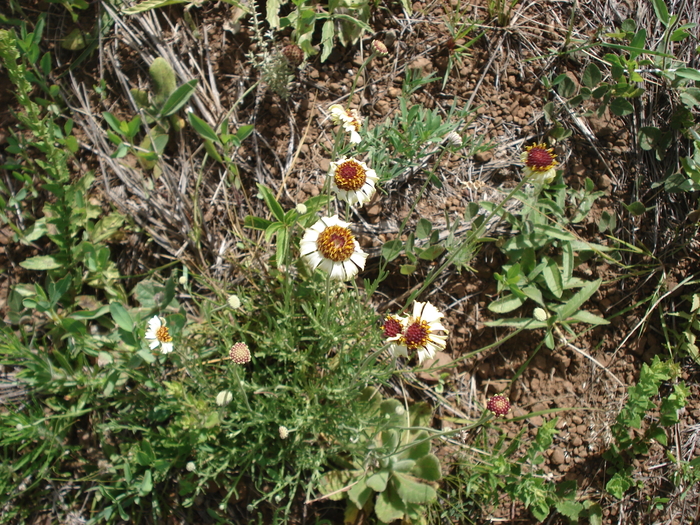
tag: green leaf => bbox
[375,488,405,523]
[416,218,432,239]
[650,0,669,25]
[400,264,417,275]
[320,20,334,63]
[624,201,646,216]
[159,79,198,118]
[393,472,437,504]
[558,278,602,320]
[20,255,62,270]
[188,113,220,143]
[244,215,272,231]
[265,0,281,28]
[348,475,373,508]
[674,67,700,81]
[381,240,403,262]
[411,453,441,481]
[488,294,525,314]
[582,63,602,88]
[606,472,632,499]
[257,184,285,222]
[123,0,188,14]
[139,470,153,495]
[110,302,134,332]
[567,309,610,325]
[417,245,444,261]
[484,318,547,329]
[609,97,634,116]
[366,470,390,492]
[542,257,563,299]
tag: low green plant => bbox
[271,0,374,62]
[104,57,197,173]
[604,356,689,500]
[318,389,441,524]
[483,171,612,347]
[486,0,519,27]
[667,291,700,363]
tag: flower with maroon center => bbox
[329,157,378,205]
[487,394,511,417]
[385,301,448,363]
[229,342,251,364]
[521,142,558,184]
[300,215,368,281]
[383,315,404,338]
[329,104,363,144]
[145,316,174,354]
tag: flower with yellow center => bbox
[145,316,174,354]
[300,215,367,281]
[521,143,558,184]
[329,157,378,205]
[329,104,362,144]
[385,301,448,363]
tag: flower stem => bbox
[231,365,252,411]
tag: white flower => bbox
[178,275,188,285]
[186,461,196,472]
[444,131,462,148]
[279,425,289,439]
[385,302,448,364]
[216,390,233,406]
[227,295,241,309]
[521,143,558,185]
[300,216,367,281]
[328,157,378,206]
[295,203,307,214]
[329,104,362,144]
[144,316,174,354]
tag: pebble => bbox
[551,448,566,465]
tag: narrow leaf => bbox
[558,278,602,320]
[159,79,198,117]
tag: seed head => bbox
[282,44,304,67]
[230,342,251,364]
[487,394,511,417]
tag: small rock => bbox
[474,150,493,163]
[416,352,453,382]
[551,448,566,465]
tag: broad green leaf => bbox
[20,255,62,270]
[404,431,430,459]
[411,453,441,481]
[244,215,272,231]
[488,294,525,314]
[348,475,373,508]
[521,285,544,306]
[375,488,405,523]
[542,257,563,299]
[417,245,444,261]
[110,302,134,332]
[139,470,153,495]
[416,218,432,239]
[558,278,602,320]
[606,472,632,499]
[624,201,646,216]
[674,67,700,81]
[159,79,198,117]
[366,470,390,492]
[265,0,281,28]
[392,459,416,473]
[568,309,610,325]
[628,29,646,60]
[102,112,124,134]
[610,97,634,116]
[393,472,436,504]
[188,112,220,143]
[320,20,334,62]
[650,0,669,25]
[381,240,403,262]
[400,264,417,275]
[582,63,601,88]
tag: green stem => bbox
[232,365,252,411]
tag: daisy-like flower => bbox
[328,157,378,206]
[486,394,511,417]
[145,316,174,354]
[386,302,448,364]
[329,104,362,144]
[521,143,558,185]
[383,314,408,357]
[300,215,368,281]
[230,342,251,364]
